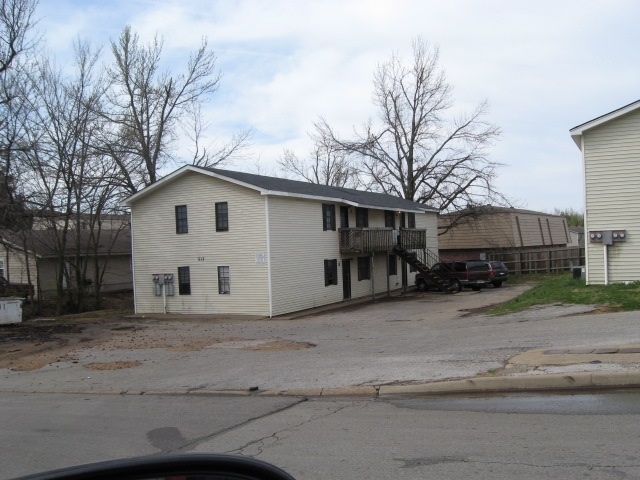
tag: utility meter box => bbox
[589,230,627,244]
[0,298,23,325]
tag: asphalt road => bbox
[0,392,301,478]
[3,391,640,480]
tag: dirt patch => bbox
[1,313,317,372]
[0,317,133,371]
[577,304,620,315]
[0,322,92,371]
[0,323,85,344]
[85,361,142,371]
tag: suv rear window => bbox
[467,261,489,272]
[468,264,488,272]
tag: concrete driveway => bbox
[2,284,640,395]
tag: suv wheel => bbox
[416,279,427,292]
[450,278,462,293]
[492,281,503,288]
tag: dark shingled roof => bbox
[203,167,438,213]
[1,228,131,257]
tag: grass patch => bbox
[490,272,640,315]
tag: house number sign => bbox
[197,257,205,261]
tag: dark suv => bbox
[415,260,490,292]
[487,261,509,287]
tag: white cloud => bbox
[37,0,640,211]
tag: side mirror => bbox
[12,454,296,480]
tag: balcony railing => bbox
[339,228,426,253]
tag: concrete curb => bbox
[377,371,640,396]
[260,386,378,397]
[261,372,640,397]
[3,372,640,398]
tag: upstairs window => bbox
[385,210,395,229]
[408,212,416,228]
[178,266,191,295]
[324,259,338,286]
[0,259,4,278]
[340,206,349,228]
[322,204,336,231]
[218,266,230,294]
[355,207,368,228]
[175,205,188,234]
[216,202,229,232]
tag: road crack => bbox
[224,400,364,456]
[166,397,308,454]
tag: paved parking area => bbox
[3,284,640,394]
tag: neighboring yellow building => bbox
[571,99,640,285]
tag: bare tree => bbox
[23,41,111,313]
[0,0,38,307]
[278,124,360,188]
[184,103,253,168]
[321,38,504,213]
[102,26,222,193]
[0,0,38,225]
[0,0,37,77]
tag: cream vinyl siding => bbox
[0,244,38,295]
[349,256,372,298]
[132,172,269,315]
[268,197,342,316]
[583,108,640,284]
[37,255,131,296]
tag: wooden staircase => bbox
[393,245,455,293]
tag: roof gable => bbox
[125,165,439,214]
[570,99,640,148]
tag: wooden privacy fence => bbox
[488,247,585,274]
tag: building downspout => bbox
[265,196,273,318]
[162,281,167,314]
[386,251,390,296]
[130,208,137,314]
[581,135,590,284]
[604,244,609,286]
[370,253,375,301]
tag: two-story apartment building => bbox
[125,166,439,316]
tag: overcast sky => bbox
[36,0,640,213]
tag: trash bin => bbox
[571,266,584,280]
[0,298,23,324]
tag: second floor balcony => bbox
[339,228,427,253]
